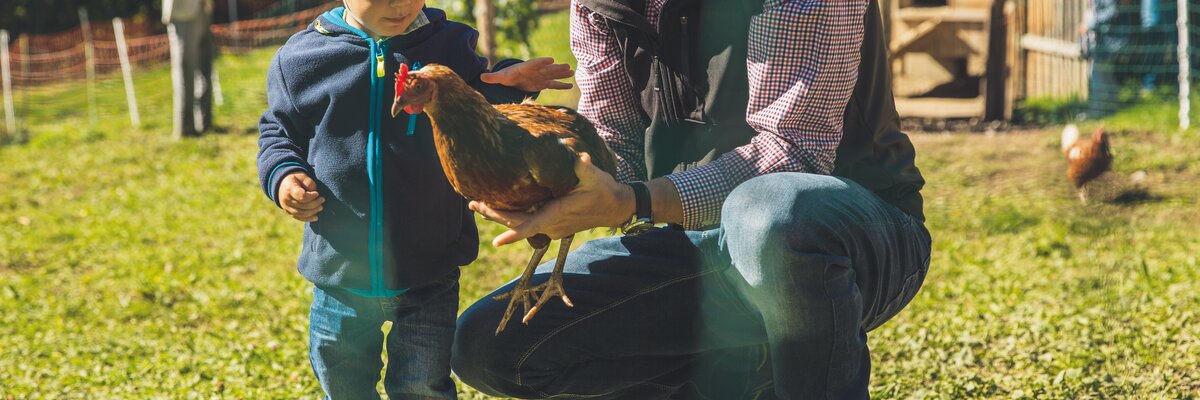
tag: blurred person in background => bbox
[163,0,215,138]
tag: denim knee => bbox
[452,300,530,397]
[720,173,851,286]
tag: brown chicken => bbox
[391,63,618,334]
[1062,124,1113,203]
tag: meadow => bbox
[1,10,1198,399]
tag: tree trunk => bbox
[474,0,497,68]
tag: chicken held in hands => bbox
[1062,124,1113,203]
[391,63,618,334]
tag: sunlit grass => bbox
[3,10,1199,399]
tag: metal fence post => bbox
[79,7,98,125]
[1,30,16,137]
[1178,0,1190,130]
[113,17,141,127]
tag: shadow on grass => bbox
[1105,187,1166,206]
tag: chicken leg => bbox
[493,233,575,334]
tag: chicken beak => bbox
[391,98,405,118]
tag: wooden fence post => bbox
[112,17,141,127]
[228,0,239,46]
[1,30,16,137]
[985,0,1009,121]
[79,7,98,125]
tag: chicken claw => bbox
[494,235,551,334]
[523,235,575,324]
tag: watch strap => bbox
[629,181,651,221]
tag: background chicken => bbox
[1062,124,1113,203]
[392,63,618,334]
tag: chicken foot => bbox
[493,234,550,335]
[492,234,575,334]
[524,234,575,324]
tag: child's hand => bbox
[480,57,574,92]
[278,172,324,222]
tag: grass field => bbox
[3,10,1200,399]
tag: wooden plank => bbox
[896,7,989,23]
[896,97,984,118]
[1020,34,1081,58]
[891,16,945,55]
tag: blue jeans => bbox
[452,173,932,399]
[310,269,460,400]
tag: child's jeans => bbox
[309,269,460,400]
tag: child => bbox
[255,0,573,398]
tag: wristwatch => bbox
[620,181,654,236]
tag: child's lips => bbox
[384,16,408,25]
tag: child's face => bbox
[343,0,427,38]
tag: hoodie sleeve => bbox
[257,50,312,208]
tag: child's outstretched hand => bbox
[278,171,324,222]
[480,57,574,92]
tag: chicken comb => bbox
[394,63,410,97]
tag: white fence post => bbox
[1,30,16,136]
[112,17,141,127]
[1180,0,1190,131]
[213,68,224,106]
[79,7,98,125]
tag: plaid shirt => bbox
[571,0,868,229]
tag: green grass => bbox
[3,10,1200,399]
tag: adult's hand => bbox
[470,153,634,247]
[479,57,574,92]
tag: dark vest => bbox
[578,0,926,222]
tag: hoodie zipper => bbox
[367,38,396,296]
[367,39,383,296]
[322,8,409,297]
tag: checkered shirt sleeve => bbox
[571,2,650,184]
[573,0,868,230]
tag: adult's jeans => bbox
[453,173,932,399]
[310,270,460,400]
[166,18,214,138]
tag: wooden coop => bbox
[884,0,1094,121]
[885,0,994,119]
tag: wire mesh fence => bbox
[1010,0,1197,129]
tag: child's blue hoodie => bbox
[257,7,530,296]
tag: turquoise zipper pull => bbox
[406,61,422,136]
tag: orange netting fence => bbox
[3,4,328,88]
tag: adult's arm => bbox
[661,0,868,229]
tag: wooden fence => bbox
[1008,0,1091,103]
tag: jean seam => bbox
[822,262,838,400]
[513,267,725,397]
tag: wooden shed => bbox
[884,0,1097,121]
[885,0,994,119]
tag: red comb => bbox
[394,63,410,97]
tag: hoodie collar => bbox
[315,7,444,44]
